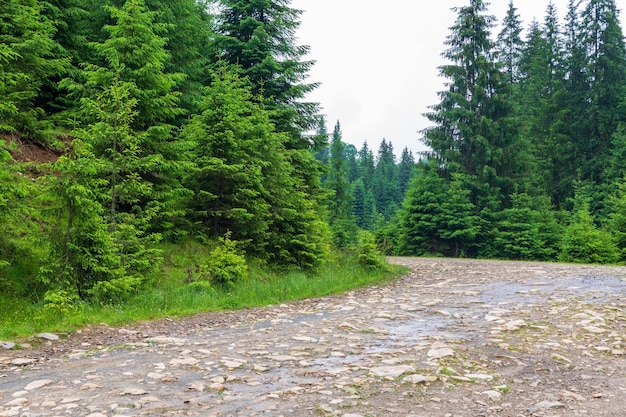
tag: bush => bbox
[356,231,386,269]
[559,204,619,264]
[199,233,248,288]
[42,289,79,319]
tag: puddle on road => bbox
[480,274,624,305]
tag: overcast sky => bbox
[291,0,626,158]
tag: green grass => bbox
[0,242,408,340]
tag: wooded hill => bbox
[2,0,626,305]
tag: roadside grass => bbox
[0,242,408,340]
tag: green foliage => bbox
[0,0,68,136]
[559,202,619,264]
[355,231,385,269]
[494,193,562,260]
[43,289,79,319]
[198,233,248,289]
[214,0,320,149]
[606,175,626,261]
[423,0,528,211]
[0,243,401,340]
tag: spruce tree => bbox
[422,0,527,210]
[183,67,330,267]
[358,141,376,190]
[373,139,401,217]
[182,68,275,253]
[497,0,524,85]
[0,0,67,135]
[213,0,320,149]
[325,121,356,247]
[79,0,190,235]
[518,6,571,203]
[399,162,447,255]
[398,147,415,196]
[581,0,626,186]
[437,174,480,257]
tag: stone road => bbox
[1,258,625,416]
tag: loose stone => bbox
[37,333,59,341]
[24,379,54,390]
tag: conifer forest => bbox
[2,0,626,307]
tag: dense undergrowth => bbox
[0,240,406,340]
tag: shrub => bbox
[199,233,248,288]
[356,230,386,269]
[559,203,619,264]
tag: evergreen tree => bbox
[398,147,415,196]
[351,178,377,231]
[213,0,320,150]
[437,174,480,257]
[495,193,561,260]
[560,201,619,264]
[326,121,356,247]
[0,0,68,135]
[581,0,626,186]
[183,67,329,267]
[555,0,590,206]
[606,175,626,260]
[497,0,524,85]
[422,0,527,210]
[182,68,275,253]
[344,144,360,183]
[399,162,447,255]
[314,117,330,168]
[44,78,162,301]
[358,141,376,190]
[79,0,191,234]
[518,6,570,202]
[373,139,401,217]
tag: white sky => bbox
[291,0,626,158]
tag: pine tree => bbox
[0,0,68,135]
[373,139,401,217]
[358,141,376,190]
[607,175,626,260]
[518,6,571,203]
[79,0,190,235]
[183,67,330,267]
[314,117,329,183]
[399,162,447,255]
[213,0,320,150]
[497,0,524,85]
[437,174,480,257]
[581,0,626,186]
[351,179,376,230]
[344,144,359,183]
[398,147,415,196]
[325,121,356,247]
[495,193,561,260]
[182,68,275,253]
[422,0,527,210]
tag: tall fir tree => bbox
[398,147,415,196]
[0,0,68,135]
[213,0,320,150]
[580,0,626,188]
[518,5,571,203]
[182,68,276,253]
[497,0,524,86]
[79,0,191,235]
[358,141,376,191]
[422,0,527,209]
[325,121,356,247]
[373,139,401,218]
